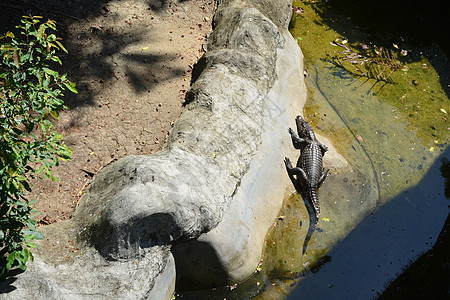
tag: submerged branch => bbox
[331,40,406,82]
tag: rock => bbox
[172,30,306,286]
[170,0,304,286]
[72,1,290,261]
[0,220,175,299]
[0,0,340,298]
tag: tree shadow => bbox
[0,268,23,294]
[0,0,190,121]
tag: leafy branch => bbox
[0,16,76,278]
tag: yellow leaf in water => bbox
[89,151,95,155]
[212,152,216,158]
[440,108,447,114]
[429,147,435,152]
[322,217,330,222]
[142,47,149,51]
[434,140,439,144]
[393,43,399,49]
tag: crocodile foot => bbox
[284,157,293,169]
[288,127,295,135]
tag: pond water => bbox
[176,1,449,299]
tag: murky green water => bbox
[176,1,449,299]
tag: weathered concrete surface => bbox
[172,30,306,286]
[0,220,175,299]
[0,0,348,298]
[171,22,348,287]
[72,0,290,262]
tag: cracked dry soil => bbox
[0,0,215,224]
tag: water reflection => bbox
[287,147,449,299]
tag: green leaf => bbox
[20,249,29,269]
[37,24,46,40]
[46,20,57,31]
[47,34,56,42]
[49,110,59,121]
[50,55,62,65]
[42,67,58,78]
[54,40,67,53]
[42,76,50,87]
[23,229,44,240]
[6,252,17,270]
[63,81,78,93]
[0,44,20,51]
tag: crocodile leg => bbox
[319,143,328,155]
[288,128,306,149]
[284,157,310,192]
[318,168,330,188]
[284,157,297,187]
[285,163,309,185]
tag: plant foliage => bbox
[332,39,406,82]
[0,16,76,278]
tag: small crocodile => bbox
[284,115,329,222]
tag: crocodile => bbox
[284,115,329,222]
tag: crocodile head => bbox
[295,115,315,140]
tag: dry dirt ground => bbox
[0,0,215,225]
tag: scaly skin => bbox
[284,116,329,222]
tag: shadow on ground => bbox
[0,0,215,224]
[0,0,188,112]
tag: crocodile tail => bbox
[302,217,316,255]
[302,187,320,255]
[310,188,320,222]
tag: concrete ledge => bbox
[172,30,307,286]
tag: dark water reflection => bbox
[287,147,449,299]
